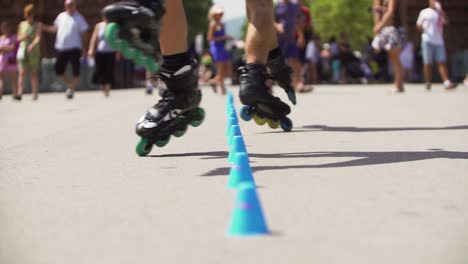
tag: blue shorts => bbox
[421,41,446,64]
[279,41,299,59]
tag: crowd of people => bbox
[201,0,466,94]
[0,0,466,102]
[0,0,116,100]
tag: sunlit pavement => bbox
[1,84,467,264]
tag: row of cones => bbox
[226,92,270,236]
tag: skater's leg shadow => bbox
[148,151,228,158]
[260,124,468,134]
[201,149,468,176]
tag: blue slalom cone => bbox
[228,125,242,147]
[228,182,269,236]
[227,91,234,104]
[228,136,247,163]
[226,100,234,113]
[227,152,255,189]
[229,109,238,121]
[226,117,237,136]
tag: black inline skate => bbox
[267,50,297,105]
[238,64,293,132]
[102,1,205,156]
[135,60,205,156]
[102,0,165,73]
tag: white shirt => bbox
[416,8,444,46]
[54,11,89,51]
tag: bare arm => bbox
[0,38,16,52]
[28,23,42,51]
[87,24,99,57]
[374,0,396,33]
[373,0,382,26]
[42,24,58,34]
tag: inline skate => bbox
[102,0,165,73]
[238,64,293,132]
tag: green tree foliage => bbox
[307,0,373,49]
[183,0,213,42]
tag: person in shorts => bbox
[43,0,89,99]
[372,0,405,92]
[416,0,457,91]
[275,0,307,92]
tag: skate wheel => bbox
[134,50,145,66]
[155,136,170,148]
[240,105,252,121]
[146,59,159,74]
[105,23,120,49]
[122,44,136,59]
[173,126,187,138]
[280,117,293,132]
[267,119,280,129]
[190,108,205,127]
[136,138,153,157]
[253,114,266,125]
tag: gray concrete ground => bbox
[1,84,468,264]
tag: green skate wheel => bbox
[280,117,293,132]
[267,119,280,129]
[136,138,153,157]
[121,43,136,59]
[105,23,120,49]
[253,114,266,125]
[190,108,205,127]
[155,137,170,148]
[173,127,187,138]
[134,50,145,66]
[146,59,159,74]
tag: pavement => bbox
[1,84,468,264]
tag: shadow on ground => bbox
[261,125,468,134]
[149,149,468,177]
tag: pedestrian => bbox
[88,15,116,97]
[416,0,457,91]
[275,0,308,92]
[207,5,232,95]
[17,4,42,101]
[102,0,296,155]
[372,0,405,92]
[400,41,414,82]
[296,0,315,89]
[0,21,18,100]
[42,0,89,99]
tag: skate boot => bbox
[238,64,293,132]
[266,49,297,105]
[135,60,205,156]
[102,0,165,73]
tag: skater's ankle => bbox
[161,52,192,73]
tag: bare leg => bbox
[437,63,450,82]
[30,70,39,100]
[423,64,432,83]
[0,72,4,98]
[388,48,404,91]
[245,0,277,64]
[71,77,79,92]
[159,0,187,56]
[13,71,21,97]
[102,83,111,97]
[288,58,302,91]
